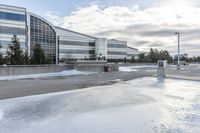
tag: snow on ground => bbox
[128,65,157,68]
[0,77,200,132]
[0,69,95,81]
[118,66,138,72]
[119,65,157,72]
[145,70,157,72]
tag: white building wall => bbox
[56,27,96,61]
[56,27,95,41]
[95,38,107,59]
[107,39,127,59]
[127,47,141,60]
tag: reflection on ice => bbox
[0,111,3,121]
[0,77,200,133]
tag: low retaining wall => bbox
[0,65,72,76]
[0,64,119,76]
[72,64,118,72]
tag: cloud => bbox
[45,11,64,26]
[45,4,200,56]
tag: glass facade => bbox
[59,40,95,47]
[107,44,126,48]
[0,40,25,48]
[30,15,56,64]
[0,11,25,21]
[107,51,127,55]
[0,26,25,35]
[59,49,89,54]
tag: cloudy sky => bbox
[1,0,200,56]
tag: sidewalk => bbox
[165,65,200,81]
[167,74,200,82]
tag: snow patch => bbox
[146,70,157,72]
[130,65,157,69]
[119,65,157,72]
[0,69,95,81]
[119,67,138,72]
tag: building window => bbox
[0,26,25,35]
[59,49,89,54]
[107,44,126,48]
[59,40,95,47]
[107,51,127,55]
[0,40,25,48]
[0,11,25,21]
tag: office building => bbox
[0,4,140,64]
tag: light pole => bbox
[175,32,180,70]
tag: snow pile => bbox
[145,70,157,72]
[118,66,138,72]
[119,65,157,72]
[129,65,157,69]
[0,70,95,81]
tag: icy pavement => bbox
[0,69,95,81]
[0,77,200,133]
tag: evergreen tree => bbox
[24,52,30,65]
[6,35,26,65]
[130,56,136,63]
[138,53,145,63]
[0,44,4,65]
[89,48,97,60]
[30,44,46,64]
[160,50,173,63]
[146,48,173,63]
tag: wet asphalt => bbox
[0,70,154,100]
[0,64,199,100]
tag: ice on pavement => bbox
[0,69,95,80]
[0,77,200,132]
[0,111,3,121]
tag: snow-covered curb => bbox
[0,70,96,81]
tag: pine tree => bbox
[24,52,30,65]
[0,43,4,65]
[7,35,26,65]
[31,44,46,64]
[138,53,145,63]
[89,48,97,60]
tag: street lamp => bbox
[175,32,180,70]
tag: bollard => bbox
[157,60,167,78]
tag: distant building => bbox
[0,4,139,64]
[127,47,141,60]
[174,53,188,60]
[107,39,127,59]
